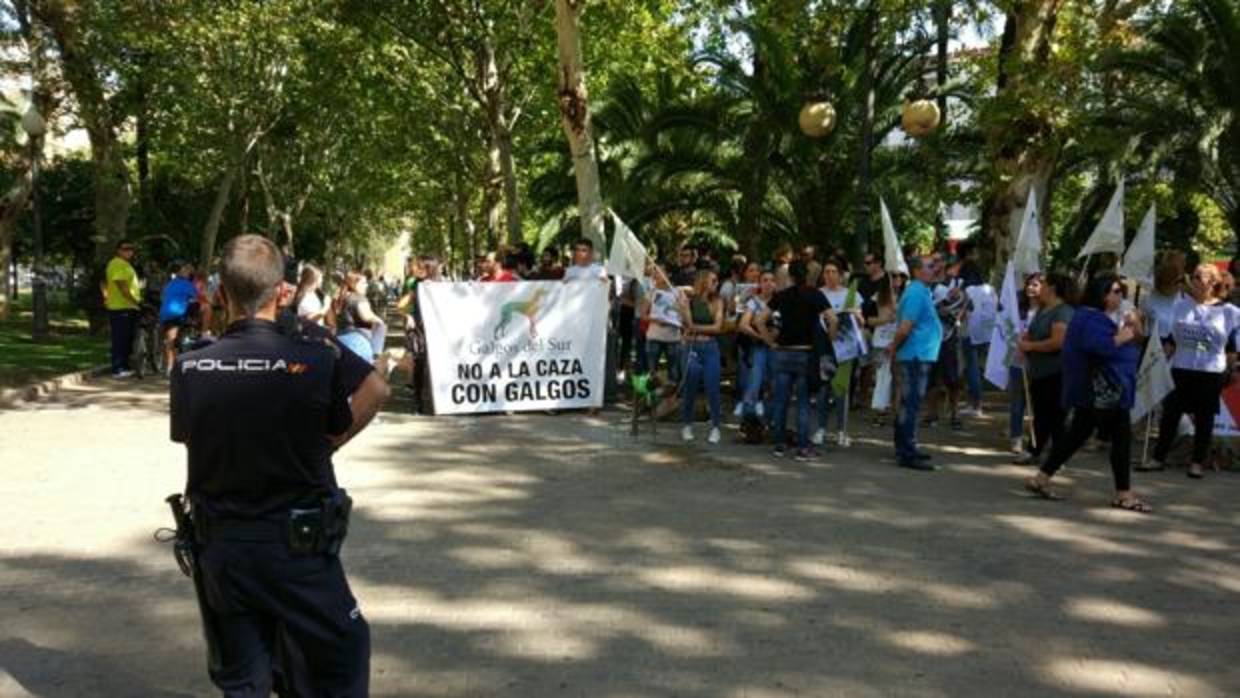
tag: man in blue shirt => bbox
[887,256,943,470]
[159,261,201,373]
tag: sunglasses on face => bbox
[1109,286,1126,296]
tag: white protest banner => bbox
[1012,187,1043,279]
[419,281,608,414]
[880,197,909,275]
[1121,204,1156,293]
[1078,178,1126,258]
[606,210,648,280]
[1131,323,1174,423]
[1216,383,1240,438]
[984,262,1021,389]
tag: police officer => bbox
[170,235,388,696]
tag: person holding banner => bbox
[737,270,778,418]
[1007,273,1042,454]
[676,270,726,444]
[1149,264,1240,479]
[1025,274,1150,512]
[641,267,683,385]
[1015,273,1076,465]
[814,258,858,447]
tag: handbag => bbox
[1089,358,1123,410]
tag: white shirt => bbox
[297,292,325,324]
[965,284,997,345]
[562,263,607,282]
[1169,298,1240,374]
[1144,290,1183,338]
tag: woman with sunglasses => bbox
[1147,264,1240,479]
[1025,274,1150,512]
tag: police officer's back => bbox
[170,235,385,697]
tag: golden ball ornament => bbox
[901,99,941,138]
[798,102,837,138]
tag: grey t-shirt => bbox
[1026,303,1074,379]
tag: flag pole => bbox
[1140,410,1154,469]
[1022,365,1037,452]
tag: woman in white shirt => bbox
[293,264,326,325]
[1150,264,1240,478]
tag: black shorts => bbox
[932,335,960,388]
[1168,368,1226,416]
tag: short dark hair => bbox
[1081,273,1121,310]
[220,234,284,317]
[115,239,135,251]
[1043,272,1078,305]
[788,260,809,286]
[573,238,593,251]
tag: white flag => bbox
[1131,320,1174,422]
[605,210,648,280]
[1078,179,1126,258]
[1011,187,1042,279]
[1121,204,1156,294]
[880,197,909,275]
[984,261,1021,390]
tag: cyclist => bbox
[159,261,202,373]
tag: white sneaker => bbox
[708,427,721,444]
[837,432,851,448]
[113,369,135,378]
[733,402,744,418]
[755,403,765,418]
[1010,438,1024,455]
[811,428,825,446]
[681,426,694,442]
[959,405,980,418]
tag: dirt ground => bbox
[1,377,1238,697]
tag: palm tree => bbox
[1101,0,1240,242]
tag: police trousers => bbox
[198,539,370,697]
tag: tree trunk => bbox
[32,0,132,264]
[985,0,1064,268]
[200,167,238,270]
[554,0,605,256]
[481,140,503,249]
[854,5,877,265]
[737,44,771,260]
[478,39,523,246]
[0,173,34,319]
[935,0,951,126]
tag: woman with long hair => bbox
[334,271,384,364]
[737,270,778,417]
[866,272,906,425]
[814,257,855,447]
[294,264,326,326]
[1146,251,1186,340]
[1015,273,1076,464]
[1025,274,1149,512]
[1147,264,1240,478]
[1008,273,1042,454]
[677,269,726,443]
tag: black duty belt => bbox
[191,490,353,555]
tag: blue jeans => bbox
[817,360,853,432]
[963,340,986,407]
[771,350,812,449]
[894,360,932,461]
[742,344,772,416]
[1008,365,1026,440]
[646,339,681,383]
[681,340,722,427]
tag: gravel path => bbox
[1,377,1238,697]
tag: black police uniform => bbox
[171,317,373,696]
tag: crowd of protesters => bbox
[101,234,1240,515]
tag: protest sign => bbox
[419,281,608,414]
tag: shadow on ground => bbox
[2,384,1238,697]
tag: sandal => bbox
[1023,477,1061,501]
[1110,496,1153,514]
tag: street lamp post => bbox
[22,103,47,340]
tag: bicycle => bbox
[132,302,161,378]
